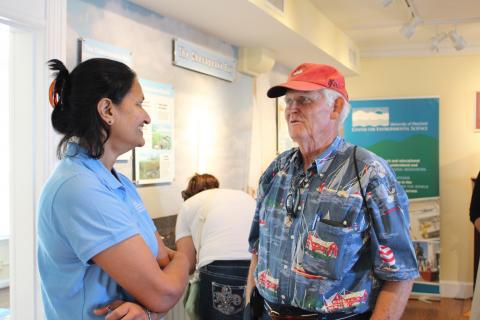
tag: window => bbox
[0,24,9,239]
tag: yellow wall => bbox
[347,54,480,283]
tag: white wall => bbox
[66,0,254,218]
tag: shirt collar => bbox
[290,136,343,175]
[65,143,123,190]
[313,136,342,173]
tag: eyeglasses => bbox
[284,94,320,108]
[285,174,308,219]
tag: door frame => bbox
[0,0,65,318]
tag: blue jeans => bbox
[198,260,250,320]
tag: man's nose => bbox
[286,99,298,110]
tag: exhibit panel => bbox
[344,97,440,297]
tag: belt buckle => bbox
[265,303,280,317]
[269,309,281,317]
[264,301,279,317]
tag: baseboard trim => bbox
[440,280,473,298]
[0,278,9,289]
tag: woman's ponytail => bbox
[48,59,72,136]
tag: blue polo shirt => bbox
[37,143,158,320]
[249,137,419,315]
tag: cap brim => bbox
[267,81,325,98]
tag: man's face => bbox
[284,90,335,144]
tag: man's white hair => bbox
[321,88,351,125]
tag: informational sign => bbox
[344,97,439,199]
[344,97,440,297]
[134,79,175,185]
[173,38,236,82]
[80,38,132,67]
[410,200,441,296]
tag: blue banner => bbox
[344,97,439,199]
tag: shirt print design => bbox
[249,137,419,314]
[321,289,369,313]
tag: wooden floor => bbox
[402,297,471,320]
[0,288,474,319]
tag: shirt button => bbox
[290,235,294,240]
[281,295,286,299]
[284,265,287,270]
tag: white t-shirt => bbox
[175,188,256,269]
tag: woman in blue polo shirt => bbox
[37,58,190,319]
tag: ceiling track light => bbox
[400,16,422,39]
[382,0,469,52]
[430,33,447,52]
[449,30,466,51]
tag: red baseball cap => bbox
[267,63,349,101]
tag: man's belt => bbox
[264,301,369,320]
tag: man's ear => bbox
[330,97,345,120]
[97,98,114,125]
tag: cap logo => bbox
[292,68,304,76]
[328,79,339,89]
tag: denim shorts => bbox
[198,260,250,320]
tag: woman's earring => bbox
[108,120,112,125]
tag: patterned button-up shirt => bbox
[248,137,419,315]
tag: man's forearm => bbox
[371,280,413,320]
[245,254,258,304]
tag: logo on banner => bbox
[352,107,390,127]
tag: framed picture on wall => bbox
[133,79,175,186]
[276,98,297,154]
[475,92,480,131]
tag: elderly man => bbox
[246,63,419,320]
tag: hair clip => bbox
[49,80,60,108]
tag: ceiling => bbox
[131,0,359,74]
[130,0,480,71]
[311,0,480,57]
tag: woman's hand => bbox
[93,300,163,320]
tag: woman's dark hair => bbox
[181,173,219,201]
[48,58,136,158]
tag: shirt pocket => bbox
[300,193,364,280]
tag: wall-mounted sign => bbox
[80,38,132,67]
[173,38,236,82]
[133,79,175,186]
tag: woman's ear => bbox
[97,98,114,125]
[330,97,345,120]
